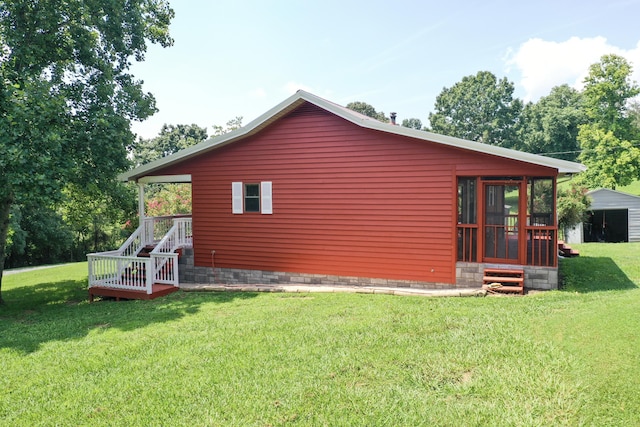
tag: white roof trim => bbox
[138,174,191,184]
[120,90,586,182]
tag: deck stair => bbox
[120,244,178,284]
[481,268,525,295]
[136,244,156,258]
[558,240,580,258]
[88,216,193,302]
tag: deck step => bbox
[482,268,524,295]
[558,241,580,257]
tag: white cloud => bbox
[507,36,640,102]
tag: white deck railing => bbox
[88,216,192,294]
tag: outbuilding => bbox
[569,188,640,243]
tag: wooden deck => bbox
[89,284,179,302]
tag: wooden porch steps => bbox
[481,268,525,295]
[558,240,580,258]
[135,244,157,258]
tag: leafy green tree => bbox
[516,85,586,161]
[428,71,523,147]
[14,203,74,266]
[211,116,243,137]
[133,124,208,166]
[60,183,137,258]
[0,0,174,304]
[582,54,640,139]
[346,101,389,122]
[578,55,640,189]
[146,184,192,217]
[557,184,591,238]
[577,124,640,188]
[401,118,423,130]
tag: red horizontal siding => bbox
[154,103,555,284]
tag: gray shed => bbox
[567,188,640,243]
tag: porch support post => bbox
[138,182,146,222]
[138,182,147,244]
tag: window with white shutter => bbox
[232,181,273,214]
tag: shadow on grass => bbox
[0,278,256,354]
[560,256,638,293]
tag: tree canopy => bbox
[133,123,208,166]
[0,0,175,304]
[577,54,640,189]
[428,71,522,147]
[516,85,586,161]
[346,101,389,122]
[401,118,423,130]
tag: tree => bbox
[629,100,640,131]
[428,71,523,147]
[557,183,591,239]
[578,54,640,189]
[0,1,174,304]
[577,124,640,188]
[401,118,423,130]
[211,116,243,137]
[346,101,389,122]
[516,85,586,161]
[582,54,640,140]
[133,123,208,166]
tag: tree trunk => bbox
[0,192,15,305]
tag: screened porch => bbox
[457,176,557,267]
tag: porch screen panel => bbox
[526,178,556,266]
[484,184,519,261]
[457,178,477,262]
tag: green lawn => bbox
[618,179,640,196]
[1,245,639,426]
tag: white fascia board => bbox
[138,174,192,184]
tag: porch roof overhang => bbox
[119,90,587,182]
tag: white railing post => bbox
[146,256,154,294]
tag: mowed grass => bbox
[1,245,639,426]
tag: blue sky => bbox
[130,0,640,139]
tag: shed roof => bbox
[121,90,586,182]
[587,188,640,210]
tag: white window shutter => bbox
[261,181,273,214]
[232,182,243,214]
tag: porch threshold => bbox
[89,284,179,302]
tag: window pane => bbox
[245,183,260,212]
[245,184,260,197]
[245,198,260,212]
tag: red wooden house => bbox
[88,90,585,300]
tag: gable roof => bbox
[121,90,586,182]
[587,188,640,210]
